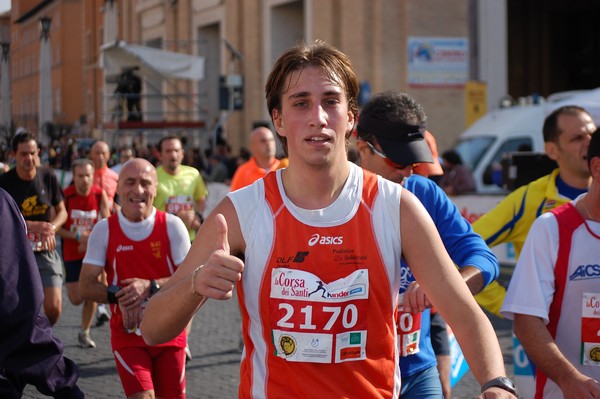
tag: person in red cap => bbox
[413,130,444,180]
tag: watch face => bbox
[500,377,516,389]
[151,280,160,295]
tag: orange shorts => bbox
[113,345,186,398]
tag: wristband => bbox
[191,265,204,298]
[75,231,82,242]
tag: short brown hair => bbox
[11,130,38,152]
[543,105,590,143]
[265,40,359,154]
[71,158,93,172]
[157,135,182,152]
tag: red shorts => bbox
[113,345,186,398]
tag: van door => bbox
[480,136,534,188]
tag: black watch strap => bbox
[481,376,517,395]
[150,279,160,296]
[107,285,120,304]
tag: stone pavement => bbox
[23,291,243,399]
[24,291,514,398]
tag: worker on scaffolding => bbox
[115,67,142,122]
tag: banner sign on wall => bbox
[408,37,469,87]
[465,81,487,127]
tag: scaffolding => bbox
[99,41,208,149]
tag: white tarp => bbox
[100,41,204,81]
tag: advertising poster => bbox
[408,37,469,87]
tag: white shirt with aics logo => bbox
[229,162,404,399]
[502,212,600,399]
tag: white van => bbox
[453,87,600,194]
[450,88,600,268]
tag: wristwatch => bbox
[107,285,121,304]
[150,280,161,296]
[481,376,517,395]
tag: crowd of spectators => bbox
[0,132,258,188]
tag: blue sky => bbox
[0,1,9,13]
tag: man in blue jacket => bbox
[356,91,501,398]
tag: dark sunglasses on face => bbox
[365,141,414,170]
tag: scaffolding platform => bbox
[102,120,205,130]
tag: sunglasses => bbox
[365,141,414,170]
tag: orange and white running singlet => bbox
[228,163,403,398]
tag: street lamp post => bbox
[39,17,51,39]
[103,0,118,130]
[217,39,243,152]
[39,16,52,145]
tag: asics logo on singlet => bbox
[308,234,343,246]
[116,244,134,252]
[569,264,600,281]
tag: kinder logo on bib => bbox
[308,234,343,246]
[116,245,134,252]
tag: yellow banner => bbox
[465,81,487,127]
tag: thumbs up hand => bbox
[192,213,244,300]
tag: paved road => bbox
[24,291,514,398]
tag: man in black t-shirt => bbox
[0,131,67,325]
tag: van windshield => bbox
[454,136,495,170]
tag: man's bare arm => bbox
[403,265,485,313]
[99,190,111,219]
[400,191,509,393]
[141,198,244,346]
[79,263,109,303]
[514,314,600,398]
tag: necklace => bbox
[581,196,595,220]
